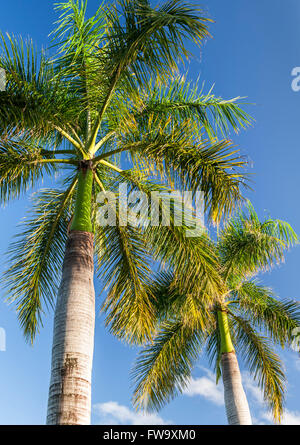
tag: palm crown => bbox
[0,0,252,343]
[132,203,300,423]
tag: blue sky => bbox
[0,0,300,425]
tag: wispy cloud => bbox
[293,357,300,372]
[183,368,224,406]
[93,401,172,425]
[261,410,300,425]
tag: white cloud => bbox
[93,401,172,425]
[281,410,300,425]
[183,369,224,406]
[261,410,300,425]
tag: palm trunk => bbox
[47,165,95,425]
[218,310,252,425]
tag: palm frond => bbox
[0,130,57,204]
[104,0,211,88]
[140,134,248,224]
[233,280,300,347]
[231,312,286,423]
[120,170,223,295]
[134,76,253,139]
[51,0,107,119]
[147,270,214,331]
[0,32,85,143]
[205,325,222,383]
[219,201,299,281]
[132,320,207,411]
[2,181,76,341]
[96,222,155,345]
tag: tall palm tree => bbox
[0,0,251,424]
[132,203,300,425]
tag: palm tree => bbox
[132,203,300,425]
[0,0,251,425]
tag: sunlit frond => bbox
[96,222,155,345]
[140,135,248,224]
[219,201,299,281]
[118,171,224,297]
[132,320,207,411]
[231,312,286,423]
[104,0,211,88]
[0,32,85,144]
[232,280,300,347]
[133,77,253,139]
[2,181,76,341]
[0,130,57,204]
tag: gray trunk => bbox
[221,352,252,425]
[46,231,95,425]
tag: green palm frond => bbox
[95,122,248,226]
[119,171,223,297]
[132,320,208,411]
[48,0,213,150]
[219,201,299,281]
[2,181,76,341]
[0,131,57,204]
[134,76,253,139]
[146,270,214,331]
[141,136,248,224]
[205,325,222,383]
[104,0,211,88]
[231,312,286,423]
[96,222,155,344]
[0,32,84,143]
[51,0,107,115]
[233,280,300,347]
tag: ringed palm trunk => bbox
[47,164,95,425]
[217,310,252,425]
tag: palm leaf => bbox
[219,201,299,281]
[230,311,286,423]
[0,130,57,204]
[133,76,253,139]
[96,221,155,345]
[132,319,208,411]
[2,180,76,341]
[233,280,300,347]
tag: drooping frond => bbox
[0,130,57,204]
[2,181,76,341]
[205,325,222,383]
[145,270,214,331]
[96,222,155,345]
[231,312,286,423]
[219,201,299,281]
[233,280,300,347]
[0,32,85,146]
[132,320,208,411]
[104,0,211,88]
[118,171,224,298]
[140,136,248,224]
